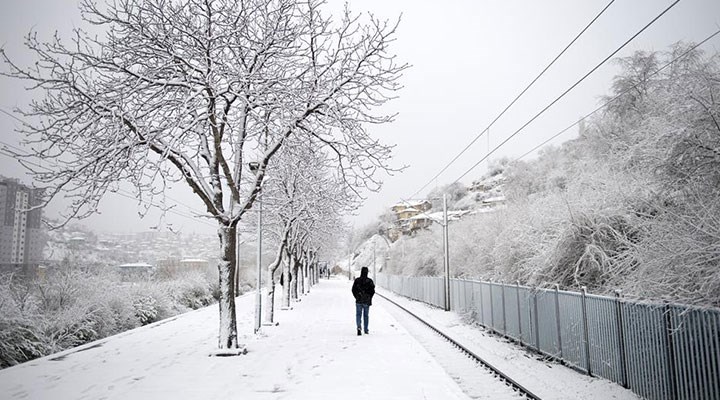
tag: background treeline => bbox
[0,261,220,369]
[383,44,720,308]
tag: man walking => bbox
[352,267,375,336]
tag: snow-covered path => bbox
[0,278,469,399]
[0,278,639,400]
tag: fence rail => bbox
[377,274,720,400]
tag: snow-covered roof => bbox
[118,262,153,268]
[391,199,430,209]
[482,195,506,203]
[180,258,208,263]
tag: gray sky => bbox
[1,0,720,234]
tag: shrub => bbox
[0,318,47,368]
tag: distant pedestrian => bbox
[351,266,375,336]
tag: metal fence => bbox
[376,274,720,400]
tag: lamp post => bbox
[249,161,262,334]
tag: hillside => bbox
[364,45,720,308]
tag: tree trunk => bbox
[302,253,310,294]
[264,238,286,325]
[217,224,238,349]
[282,251,292,309]
[298,256,305,295]
[291,254,299,300]
[309,252,317,286]
[265,277,275,324]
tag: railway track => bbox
[377,292,541,400]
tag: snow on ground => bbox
[0,278,640,400]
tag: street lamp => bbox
[249,161,262,334]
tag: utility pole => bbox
[443,193,451,311]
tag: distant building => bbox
[389,200,433,240]
[155,257,210,278]
[180,258,210,271]
[117,262,154,281]
[0,177,45,277]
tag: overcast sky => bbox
[1,0,720,235]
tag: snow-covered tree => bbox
[259,142,351,323]
[1,0,406,349]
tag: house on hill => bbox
[388,200,433,240]
[469,173,507,212]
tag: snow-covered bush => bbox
[0,318,47,369]
[0,276,47,368]
[0,262,219,369]
[617,191,720,306]
[168,271,215,311]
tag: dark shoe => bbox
[364,330,369,335]
[357,328,361,336]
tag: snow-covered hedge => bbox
[0,266,221,369]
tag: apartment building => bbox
[0,177,45,273]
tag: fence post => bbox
[581,286,592,376]
[533,289,540,351]
[479,281,485,326]
[468,280,474,315]
[490,281,495,332]
[501,281,507,335]
[516,281,522,343]
[614,290,628,388]
[555,284,563,359]
[663,303,678,399]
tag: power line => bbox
[410,0,617,198]
[515,27,720,162]
[452,0,680,185]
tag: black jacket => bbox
[352,271,375,305]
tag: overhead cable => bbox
[452,0,680,185]
[515,27,720,162]
[410,0,617,198]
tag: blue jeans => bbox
[356,303,370,332]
